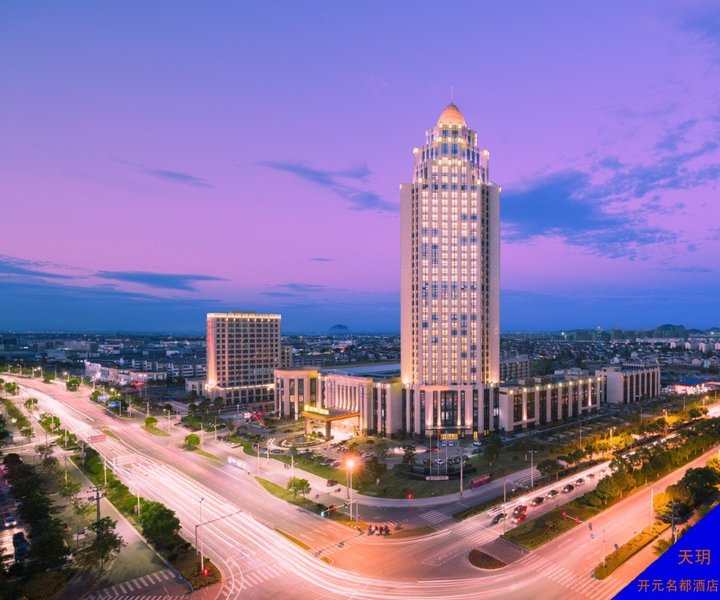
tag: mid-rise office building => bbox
[206,312,280,406]
[598,364,660,405]
[400,103,501,438]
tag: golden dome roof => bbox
[437,102,466,126]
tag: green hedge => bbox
[594,521,670,579]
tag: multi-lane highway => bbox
[6,376,717,600]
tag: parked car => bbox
[531,496,545,506]
[545,489,559,499]
[270,449,283,455]
[562,484,575,493]
[491,512,507,525]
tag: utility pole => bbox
[89,486,102,525]
[459,445,464,497]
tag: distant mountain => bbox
[328,324,349,334]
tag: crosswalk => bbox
[86,569,176,599]
[240,563,284,589]
[521,553,627,599]
[419,510,452,525]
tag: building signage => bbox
[303,404,330,416]
[426,475,450,481]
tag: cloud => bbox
[260,160,396,212]
[502,171,675,259]
[0,279,221,333]
[0,255,77,280]
[654,119,698,152]
[504,129,720,259]
[682,5,720,47]
[310,257,335,262]
[272,282,330,292]
[141,168,212,188]
[656,266,713,273]
[97,271,224,291]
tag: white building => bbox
[206,312,281,406]
[274,364,402,439]
[598,364,660,405]
[400,103,501,439]
[499,374,603,433]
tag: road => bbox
[6,376,718,600]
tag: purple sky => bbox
[1,1,720,333]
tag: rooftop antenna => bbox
[450,86,454,102]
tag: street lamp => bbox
[527,449,538,487]
[345,457,356,521]
[196,497,205,559]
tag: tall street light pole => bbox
[345,457,356,521]
[196,497,205,558]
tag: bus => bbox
[470,474,491,489]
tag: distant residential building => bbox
[598,364,660,404]
[206,312,281,406]
[672,378,714,395]
[500,356,530,381]
[84,360,167,386]
[281,345,293,368]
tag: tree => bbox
[707,456,720,477]
[484,444,500,467]
[374,440,390,460]
[35,443,54,468]
[29,518,69,568]
[77,517,125,572]
[90,390,101,402]
[184,433,200,448]
[536,459,562,476]
[287,476,311,497]
[137,501,180,547]
[65,377,81,392]
[144,416,158,428]
[403,445,416,465]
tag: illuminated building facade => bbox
[400,103,501,438]
[206,312,280,405]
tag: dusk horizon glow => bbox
[2,1,720,333]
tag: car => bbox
[326,479,338,487]
[562,484,575,493]
[491,512,507,525]
[4,515,16,528]
[587,473,596,479]
[512,504,528,515]
[575,478,585,486]
[270,449,283,455]
[12,531,26,547]
[511,513,527,524]
[259,447,268,453]
[531,496,545,506]
[546,489,559,499]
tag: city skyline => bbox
[2,1,720,333]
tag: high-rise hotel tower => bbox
[400,103,500,438]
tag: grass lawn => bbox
[468,549,507,569]
[275,527,310,550]
[391,526,436,538]
[143,424,169,436]
[191,447,221,461]
[255,476,318,511]
[501,500,600,550]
